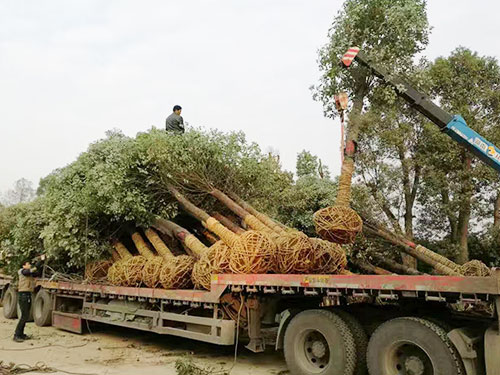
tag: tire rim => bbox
[296,329,330,372]
[385,341,434,375]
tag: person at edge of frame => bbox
[13,254,45,342]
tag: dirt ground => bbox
[0,308,287,375]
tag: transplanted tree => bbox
[313,0,430,211]
[418,48,500,264]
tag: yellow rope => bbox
[131,232,155,259]
[144,228,174,259]
[243,214,273,234]
[415,245,460,272]
[204,217,240,248]
[113,242,132,259]
[336,157,354,207]
[185,234,208,258]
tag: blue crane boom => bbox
[342,47,500,173]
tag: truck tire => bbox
[367,317,465,375]
[17,292,34,322]
[2,286,18,319]
[34,289,53,327]
[334,310,368,375]
[284,309,356,375]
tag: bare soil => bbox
[0,308,287,375]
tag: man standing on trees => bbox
[165,105,185,133]
[13,254,45,342]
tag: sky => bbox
[1,0,499,193]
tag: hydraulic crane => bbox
[342,47,500,174]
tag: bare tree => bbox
[1,178,36,206]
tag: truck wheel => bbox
[17,293,34,322]
[334,310,368,375]
[2,286,18,319]
[284,309,356,375]
[34,289,53,327]
[367,317,465,375]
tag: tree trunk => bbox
[456,155,472,264]
[336,93,365,207]
[441,187,458,241]
[212,212,245,234]
[370,252,421,275]
[494,192,500,229]
[398,142,420,269]
[351,259,392,275]
[153,217,207,258]
[363,224,461,276]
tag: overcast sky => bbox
[1,1,499,193]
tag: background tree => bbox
[296,150,330,179]
[354,63,432,266]
[417,48,500,264]
[1,178,36,206]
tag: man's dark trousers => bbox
[14,292,31,338]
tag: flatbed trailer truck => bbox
[3,48,500,375]
[1,271,500,374]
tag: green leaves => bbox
[313,0,430,118]
[0,127,294,273]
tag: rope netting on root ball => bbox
[311,238,348,274]
[160,255,195,289]
[459,260,492,277]
[192,241,231,290]
[142,256,165,288]
[313,205,362,245]
[213,190,348,275]
[85,260,113,282]
[109,256,148,287]
[229,230,276,274]
[274,232,316,274]
[144,226,195,289]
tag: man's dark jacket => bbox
[165,113,185,133]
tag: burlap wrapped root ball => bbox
[160,255,195,289]
[108,256,147,287]
[459,260,491,277]
[229,230,276,274]
[142,257,165,288]
[85,260,113,282]
[311,238,348,274]
[313,206,363,244]
[275,232,316,274]
[192,241,231,290]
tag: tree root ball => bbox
[160,255,195,289]
[85,260,112,282]
[313,206,363,244]
[107,256,147,287]
[192,241,231,290]
[192,255,213,290]
[311,238,348,274]
[229,231,276,274]
[459,260,491,277]
[107,261,125,286]
[142,257,165,288]
[275,232,316,274]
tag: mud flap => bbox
[484,324,500,375]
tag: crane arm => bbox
[342,47,500,173]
